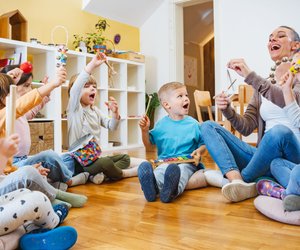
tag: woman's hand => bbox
[227,59,252,78]
[215,91,231,110]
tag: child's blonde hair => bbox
[0,73,14,109]
[158,82,185,104]
[68,73,97,97]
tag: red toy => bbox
[20,61,33,73]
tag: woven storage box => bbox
[29,121,54,155]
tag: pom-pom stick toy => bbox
[290,59,300,74]
[4,85,18,174]
[20,61,33,73]
[150,155,196,168]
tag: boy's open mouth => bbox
[183,103,189,109]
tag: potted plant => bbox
[72,34,87,52]
[72,18,110,53]
[85,18,109,53]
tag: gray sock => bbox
[56,190,87,208]
[51,182,68,191]
[69,172,90,186]
[283,195,300,211]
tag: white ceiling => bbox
[82,0,164,27]
[82,0,213,44]
[184,1,213,44]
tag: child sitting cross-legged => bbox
[0,135,77,250]
[138,82,207,203]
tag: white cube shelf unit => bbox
[0,38,145,153]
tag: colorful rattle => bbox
[51,25,69,67]
[56,45,68,67]
[290,59,300,74]
[150,155,196,167]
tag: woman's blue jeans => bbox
[201,122,300,182]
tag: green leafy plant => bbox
[72,34,86,49]
[72,18,110,53]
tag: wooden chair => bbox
[232,84,257,140]
[194,90,232,131]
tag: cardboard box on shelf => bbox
[113,52,145,63]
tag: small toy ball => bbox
[20,61,33,73]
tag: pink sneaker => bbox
[256,179,285,199]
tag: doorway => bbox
[182,0,214,119]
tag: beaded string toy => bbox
[150,155,196,168]
[269,56,292,83]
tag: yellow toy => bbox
[290,59,300,74]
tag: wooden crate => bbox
[114,52,145,63]
[29,121,54,155]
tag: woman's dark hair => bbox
[280,26,300,42]
[0,64,33,86]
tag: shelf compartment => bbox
[108,120,126,148]
[127,92,144,117]
[127,64,145,92]
[108,90,126,118]
[127,119,142,146]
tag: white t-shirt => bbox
[260,95,300,140]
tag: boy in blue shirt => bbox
[138,82,206,203]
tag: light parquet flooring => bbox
[65,148,300,250]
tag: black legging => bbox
[74,154,130,180]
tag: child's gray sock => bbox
[56,190,87,208]
[283,195,300,211]
[69,172,90,187]
[52,199,72,208]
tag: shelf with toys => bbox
[0,37,145,153]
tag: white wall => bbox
[214,0,300,94]
[140,0,171,119]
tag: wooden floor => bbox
[64,148,300,250]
